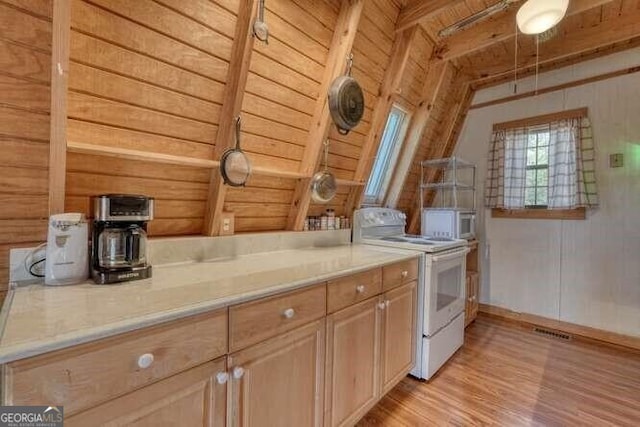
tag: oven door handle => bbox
[430,247,470,263]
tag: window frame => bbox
[363,104,411,206]
[490,108,589,220]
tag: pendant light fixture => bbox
[516,0,569,35]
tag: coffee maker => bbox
[91,194,154,284]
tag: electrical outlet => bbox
[609,153,624,168]
[9,246,46,283]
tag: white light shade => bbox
[516,0,569,35]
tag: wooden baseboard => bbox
[479,303,640,352]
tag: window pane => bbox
[525,187,537,206]
[526,147,537,166]
[537,186,548,205]
[538,131,550,146]
[537,145,548,165]
[364,106,409,204]
[527,134,537,149]
[526,169,536,187]
[536,169,548,187]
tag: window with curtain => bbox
[485,109,598,218]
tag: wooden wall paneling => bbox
[344,26,418,216]
[66,0,238,237]
[0,0,53,291]
[204,0,257,235]
[433,0,614,62]
[285,0,365,231]
[395,0,466,33]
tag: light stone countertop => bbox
[0,244,420,364]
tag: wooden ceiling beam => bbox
[472,36,640,89]
[396,0,466,33]
[434,0,614,62]
[286,0,364,231]
[344,25,419,216]
[384,60,452,208]
[469,7,640,85]
[203,0,257,236]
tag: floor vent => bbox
[532,327,572,341]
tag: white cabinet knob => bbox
[283,308,295,319]
[385,300,390,308]
[137,353,154,369]
[233,366,245,379]
[355,285,365,294]
[377,302,386,310]
[401,270,408,278]
[216,372,229,384]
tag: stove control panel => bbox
[359,208,406,227]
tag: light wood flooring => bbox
[359,315,640,426]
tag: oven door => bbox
[458,212,475,239]
[424,248,468,336]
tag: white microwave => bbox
[421,209,475,240]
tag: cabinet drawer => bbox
[382,258,418,291]
[4,309,228,416]
[229,284,326,352]
[327,268,382,313]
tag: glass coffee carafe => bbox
[97,226,147,268]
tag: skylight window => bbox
[364,105,410,205]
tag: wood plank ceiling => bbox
[1,0,639,282]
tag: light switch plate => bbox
[609,153,624,168]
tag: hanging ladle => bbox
[253,0,269,44]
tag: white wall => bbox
[455,48,640,337]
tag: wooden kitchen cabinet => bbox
[465,239,480,327]
[465,272,479,327]
[381,281,417,394]
[325,262,419,427]
[4,309,228,416]
[325,297,382,427]
[66,357,228,427]
[227,319,325,427]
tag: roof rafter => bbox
[396,0,466,33]
[469,7,640,85]
[434,0,614,61]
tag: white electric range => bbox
[353,207,469,380]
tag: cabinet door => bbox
[381,281,417,394]
[66,357,227,427]
[325,297,382,427]
[228,319,325,427]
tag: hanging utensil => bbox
[253,0,269,44]
[220,116,252,187]
[310,139,337,203]
[328,53,364,135]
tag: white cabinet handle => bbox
[377,302,386,310]
[401,270,408,278]
[216,372,229,384]
[355,285,365,294]
[233,366,245,379]
[283,308,295,319]
[137,353,154,369]
[385,300,390,308]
